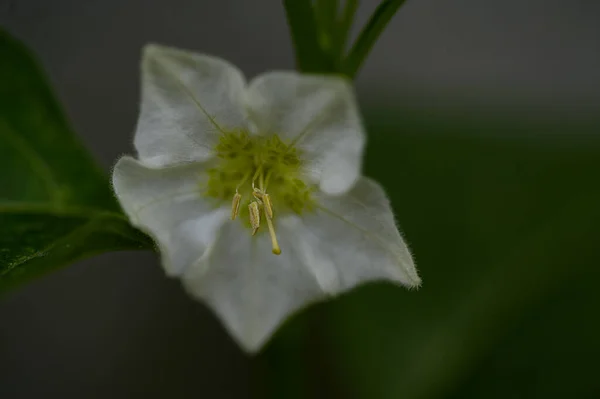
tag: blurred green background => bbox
[258,109,600,398]
[1,1,600,398]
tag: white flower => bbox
[112,44,420,353]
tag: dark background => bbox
[1,1,600,398]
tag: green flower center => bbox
[204,130,315,254]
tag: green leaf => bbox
[343,0,408,78]
[0,29,151,293]
[283,0,335,73]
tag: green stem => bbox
[343,0,408,78]
[314,0,339,57]
[335,0,359,61]
[282,0,335,73]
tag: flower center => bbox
[204,130,315,255]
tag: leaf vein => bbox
[0,120,63,206]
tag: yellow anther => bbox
[251,188,278,254]
[252,188,273,219]
[252,188,263,201]
[248,201,260,236]
[224,159,283,255]
[231,192,242,220]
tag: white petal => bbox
[182,219,325,353]
[244,72,365,195]
[112,156,229,276]
[294,177,420,293]
[135,44,247,167]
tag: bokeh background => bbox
[1,0,599,398]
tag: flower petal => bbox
[112,156,229,276]
[182,218,325,353]
[135,44,247,167]
[244,72,365,195]
[294,177,420,293]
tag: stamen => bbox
[252,188,263,202]
[250,188,280,254]
[265,216,281,255]
[264,170,273,190]
[248,201,260,236]
[230,192,242,220]
[259,170,266,191]
[251,165,263,190]
[262,193,274,219]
